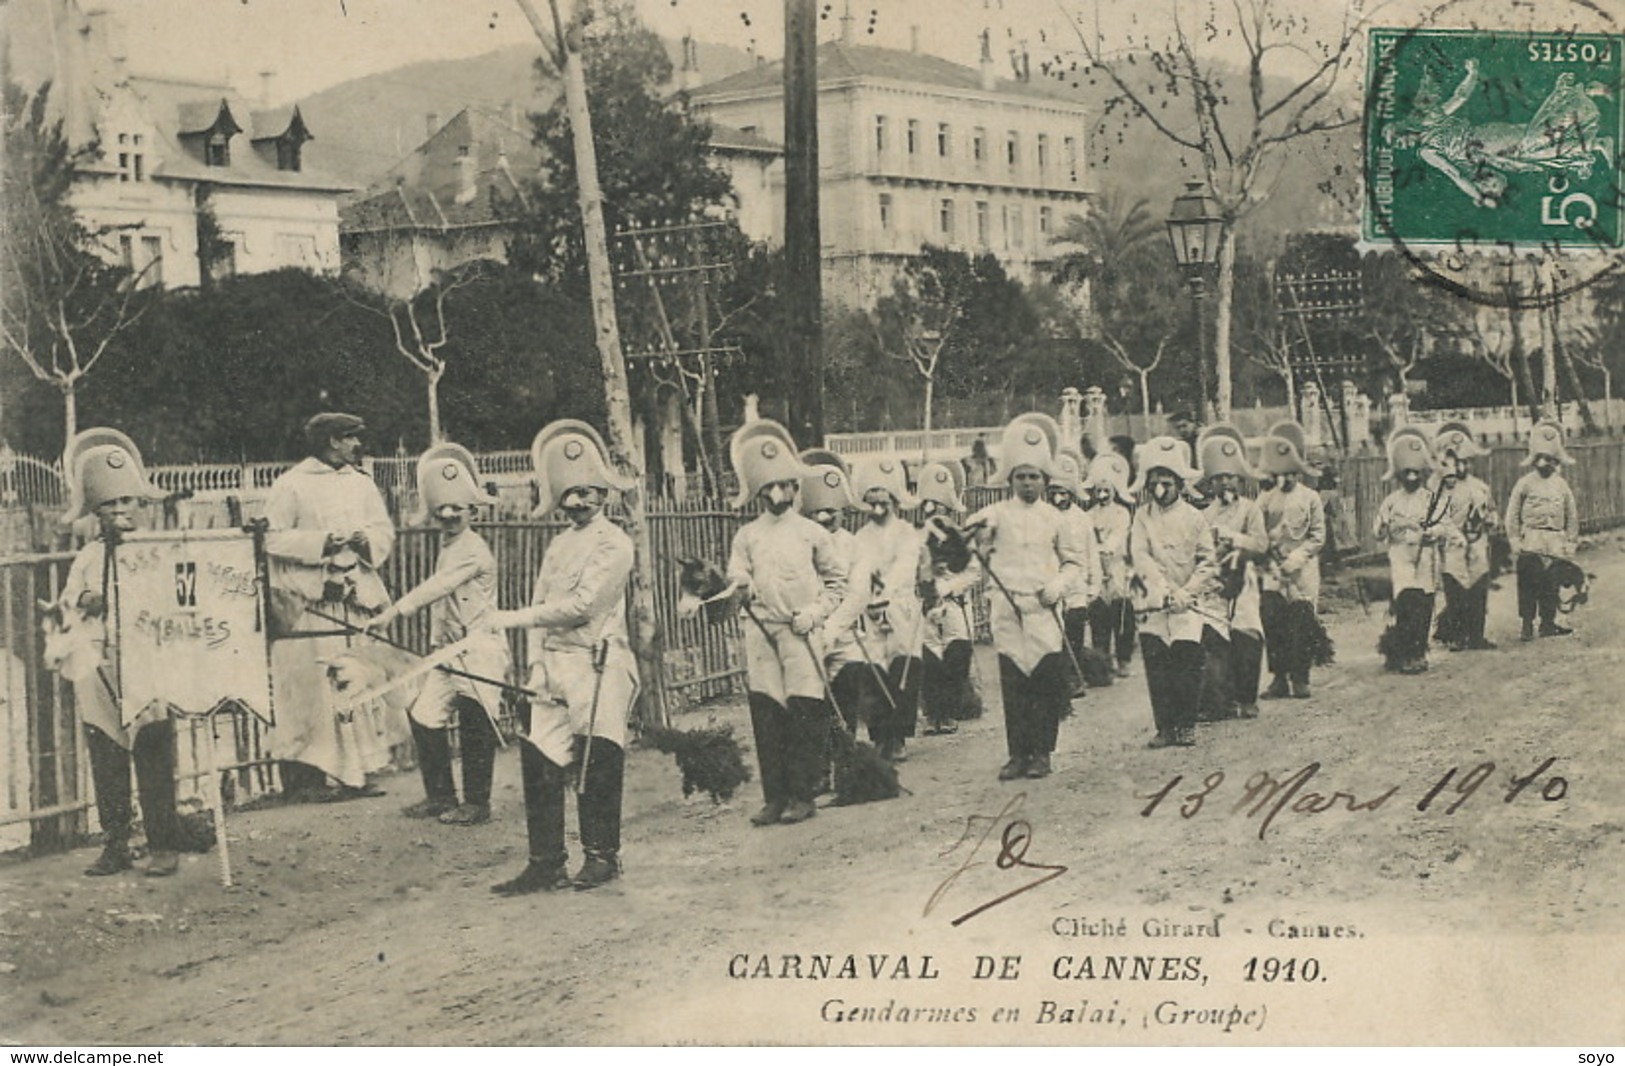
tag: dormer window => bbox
[277,139,302,172]
[252,106,312,173]
[179,99,242,169]
[206,132,230,167]
[115,132,145,182]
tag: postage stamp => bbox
[1365,26,1624,256]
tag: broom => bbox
[641,723,753,804]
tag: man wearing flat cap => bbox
[264,412,401,800]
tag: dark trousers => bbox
[410,696,500,807]
[852,656,920,745]
[1141,634,1203,737]
[923,640,980,723]
[1228,631,1264,706]
[86,720,179,853]
[1196,625,1234,720]
[749,692,829,808]
[997,652,1069,759]
[1438,574,1490,646]
[1260,591,1313,685]
[1387,589,1436,666]
[515,703,624,870]
[1087,597,1136,664]
[1516,552,1561,625]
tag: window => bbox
[1010,204,1025,248]
[1037,133,1049,171]
[205,132,230,167]
[277,233,318,267]
[116,133,144,181]
[1064,136,1078,181]
[1006,131,1020,167]
[119,234,135,271]
[906,119,919,155]
[140,235,163,287]
[975,201,989,245]
[937,122,951,157]
[1039,205,1053,238]
[878,193,893,231]
[938,198,955,238]
[874,115,888,154]
[277,138,302,172]
[972,127,986,163]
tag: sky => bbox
[5,0,1420,105]
[5,0,1609,105]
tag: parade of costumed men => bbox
[486,421,640,894]
[1081,451,1137,682]
[966,412,1087,780]
[1128,436,1218,749]
[915,459,984,734]
[1194,423,1269,721]
[1504,420,1583,642]
[44,430,189,877]
[1429,422,1501,652]
[1375,426,1461,675]
[1049,450,1104,690]
[263,412,403,801]
[364,443,508,827]
[832,455,925,763]
[1256,420,1327,699]
[726,420,849,826]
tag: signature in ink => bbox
[924,792,1068,927]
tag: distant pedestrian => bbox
[1256,421,1326,699]
[1081,452,1137,680]
[1129,437,1217,748]
[1430,422,1500,651]
[963,436,997,488]
[915,460,983,733]
[1504,421,1581,642]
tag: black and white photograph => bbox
[1,0,1622,1048]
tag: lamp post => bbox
[1166,180,1225,424]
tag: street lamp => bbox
[1166,180,1225,423]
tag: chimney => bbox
[677,32,700,92]
[910,26,920,54]
[455,151,477,205]
[839,5,856,45]
[978,28,996,91]
[425,112,440,139]
[258,70,275,107]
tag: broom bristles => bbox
[643,724,752,804]
[828,729,901,806]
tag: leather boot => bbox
[575,739,624,889]
[85,725,134,870]
[517,723,568,877]
[456,697,498,809]
[407,719,457,817]
[492,860,571,896]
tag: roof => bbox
[691,40,1079,105]
[110,76,353,192]
[339,106,543,234]
[707,123,782,156]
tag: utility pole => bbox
[783,0,823,445]
[514,0,669,727]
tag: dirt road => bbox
[4,536,1623,1046]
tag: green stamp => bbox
[1365,27,1624,251]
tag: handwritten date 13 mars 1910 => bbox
[1138,757,1569,840]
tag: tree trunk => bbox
[1139,369,1151,423]
[1506,298,1540,425]
[62,385,78,453]
[425,372,443,444]
[921,370,936,465]
[1212,226,1237,422]
[1552,300,1596,433]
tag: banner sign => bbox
[1365,27,1624,250]
[113,530,274,726]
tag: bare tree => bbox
[873,252,972,462]
[1242,320,1297,416]
[1059,0,1380,420]
[343,262,484,444]
[1101,328,1171,424]
[1,82,157,450]
[1570,324,1614,430]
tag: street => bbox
[3,537,1623,1046]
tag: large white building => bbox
[42,2,350,289]
[689,28,1095,306]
